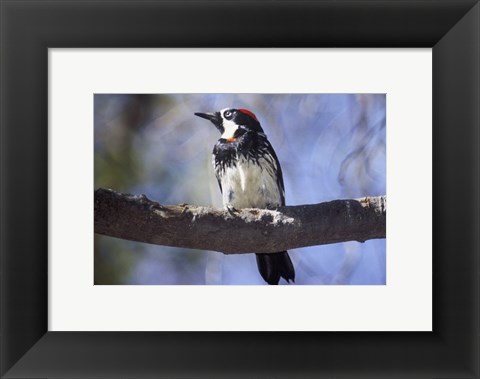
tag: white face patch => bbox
[221,119,238,140]
[220,108,239,140]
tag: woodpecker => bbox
[195,108,295,285]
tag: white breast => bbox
[219,155,281,209]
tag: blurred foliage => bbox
[94,94,386,285]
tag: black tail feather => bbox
[255,251,295,285]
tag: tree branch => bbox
[94,188,386,254]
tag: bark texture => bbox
[94,188,386,254]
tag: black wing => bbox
[263,139,286,206]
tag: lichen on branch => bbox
[94,188,386,254]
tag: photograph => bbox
[94,93,386,285]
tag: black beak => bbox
[194,112,215,121]
[195,111,223,133]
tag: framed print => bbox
[49,49,430,333]
[1,0,479,378]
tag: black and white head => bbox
[194,108,264,142]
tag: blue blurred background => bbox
[94,94,386,285]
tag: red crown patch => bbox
[238,108,258,122]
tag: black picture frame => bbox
[1,0,479,377]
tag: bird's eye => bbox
[224,110,233,120]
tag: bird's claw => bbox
[265,203,278,210]
[226,205,238,215]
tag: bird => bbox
[194,108,295,285]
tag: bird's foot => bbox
[226,205,239,215]
[265,203,279,210]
